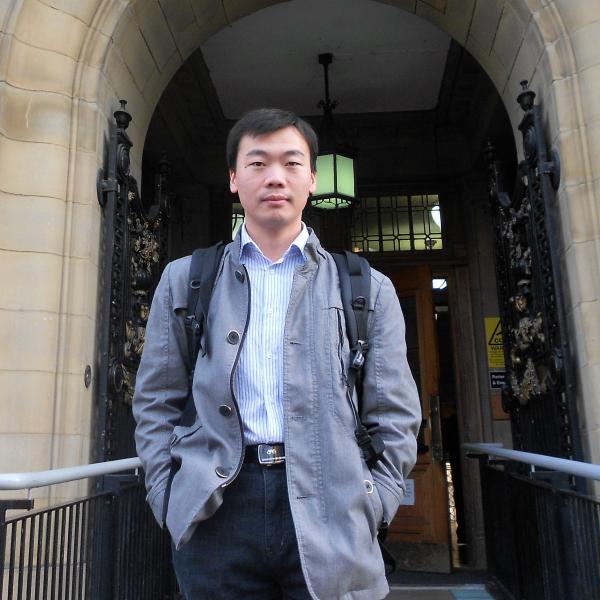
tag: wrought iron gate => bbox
[96,101,170,464]
[486,82,582,463]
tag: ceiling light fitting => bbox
[311,53,356,210]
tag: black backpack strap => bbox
[344,250,371,369]
[181,242,225,426]
[332,251,385,469]
[332,251,370,390]
[332,252,357,344]
[186,243,225,356]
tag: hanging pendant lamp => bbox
[311,53,356,210]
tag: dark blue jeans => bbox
[172,463,311,600]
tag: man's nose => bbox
[264,164,285,186]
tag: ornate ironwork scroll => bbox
[487,82,581,461]
[96,101,170,462]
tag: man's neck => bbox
[244,222,303,262]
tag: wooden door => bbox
[386,266,451,573]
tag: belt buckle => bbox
[257,444,285,466]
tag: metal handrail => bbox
[463,443,600,482]
[0,457,142,491]
[2,443,599,491]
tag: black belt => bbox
[244,443,285,466]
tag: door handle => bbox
[429,395,444,463]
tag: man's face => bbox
[229,126,316,235]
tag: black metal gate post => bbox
[96,101,170,465]
[94,99,175,597]
[96,113,120,465]
[486,81,582,465]
[518,87,583,466]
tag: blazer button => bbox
[215,466,230,479]
[219,404,233,417]
[227,330,240,344]
[235,269,245,283]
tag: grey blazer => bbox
[133,231,421,600]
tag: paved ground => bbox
[386,585,494,599]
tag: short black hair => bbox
[226,108,318,172]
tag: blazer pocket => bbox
[169,419,202,448]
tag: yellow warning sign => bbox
[485,317,505,369]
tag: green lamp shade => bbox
[312,153,355,209]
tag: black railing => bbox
[112,482,176,599]
[471,452,600,600]
[1,481,178,600]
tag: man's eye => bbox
[248,161,265,167]
[287,161,301,167]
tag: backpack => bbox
[177,242,395,573]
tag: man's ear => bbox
[229,169,238,194]
[309,170,317,194]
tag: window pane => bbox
[381,212,394,236]
[350,193,444,253]
[397,212,410,236]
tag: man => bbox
[133,108,421,599]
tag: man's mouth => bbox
[263,194,288,204]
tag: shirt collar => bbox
[240,223,309,264]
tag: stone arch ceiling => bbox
[200,0,451,118]
[95,0,548,149]
[1,0,580,143]
[141,0,507,187]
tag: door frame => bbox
[370,257,488,569]
[446,266,488,569]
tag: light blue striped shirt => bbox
[236,224,309,444]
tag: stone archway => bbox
[1,0,599,501]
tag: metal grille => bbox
[479,460,600,600]
[0,483,178,600]
[351,193,443,252]
[112,484,175,600]
[1,499,90,599]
